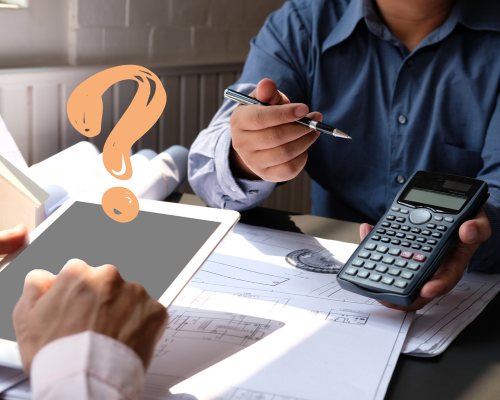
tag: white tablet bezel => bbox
[0,192,240,368]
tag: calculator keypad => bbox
[340,205,455,295]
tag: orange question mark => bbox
[67,65,167,223]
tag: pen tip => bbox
[334,129,352,139]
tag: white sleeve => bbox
[30,331,145,400]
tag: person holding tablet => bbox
[1,226,167,399]
[188,0,500,311]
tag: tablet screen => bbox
[0,201,220,341]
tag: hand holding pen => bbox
[226,79,350,183]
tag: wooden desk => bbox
[173,193,500,399]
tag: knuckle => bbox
[99,264,122,282]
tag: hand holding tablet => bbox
[0,194,239,368]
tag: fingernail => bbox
[294,104,309,117]
[466,227,479,243]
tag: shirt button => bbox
[248,189,260,195]
[398,114,408,125]
[231,186,237,192]
[396,175,406,184]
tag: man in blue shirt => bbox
[188,0,500,310]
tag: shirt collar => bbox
[321,0,500,55]
[320,0,368,53]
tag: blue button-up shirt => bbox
[188,0,500,272]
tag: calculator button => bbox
[365,243,377,251]
[401,225,411,231]
[358,251,371,259]
[370,274,382,282]
[357,270,370,279]
[409,209,432,225]
[411,244,422,250]
[381,237,391,243]
[376,246,388,253]
[382,277,395,285]
[345,267,358,275]
[434,215,443,221]
[395,280,408,289]
[422,246,432,252]
[437,225,447,232]
[391,239,401,245]
[432,232,443,238]
[413,254,427,262]
[388,268,401,276]
[371,254,383,262]
[421,230,431,236]
[375,265,388,273]
[386,230,396,237]
[427,223,437,229]
[372,235,381,241]
[396,233,406,239]
[407,262,420,271]
[416,237,426,243]
[395,259,408,267]
[352,259,364,267]
[364,262,376,270]
[391,223,401,230]
[382,222,391,228]
[427,239,437,245]
[401,241,411,248]
[382,256,395,265]
[376,228,386,234]
[396,217,406,223]
[386,215,396,221]
[401,271,414,280]
[411,227,421,234]
[407,234,416,241]
[391,206,400,212]
[444,217,454,223]
[401,251,413,259]
[400,208,409,214]
[389,248,401,256]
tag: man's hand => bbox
[360,210,492,311]
[13,259,167,371]
[229,78,321,182]
[0,225,27,256]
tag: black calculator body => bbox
[337,171,489,306]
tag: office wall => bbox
[0,0,69,67]
[0,0,284,68]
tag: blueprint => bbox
[143,224,412,400]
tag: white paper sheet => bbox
[402,272,500,356]
[0,116,27,170]
[143,224,412,400]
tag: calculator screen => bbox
[403,188,467,211]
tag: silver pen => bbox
[224,88,351,140]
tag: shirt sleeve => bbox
[31,331,144,400]
[468,93,500,273]
[188,83,276,211]
[188,1,310,210]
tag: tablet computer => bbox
[0,193,239,368]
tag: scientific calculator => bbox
[337,171,489,305]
